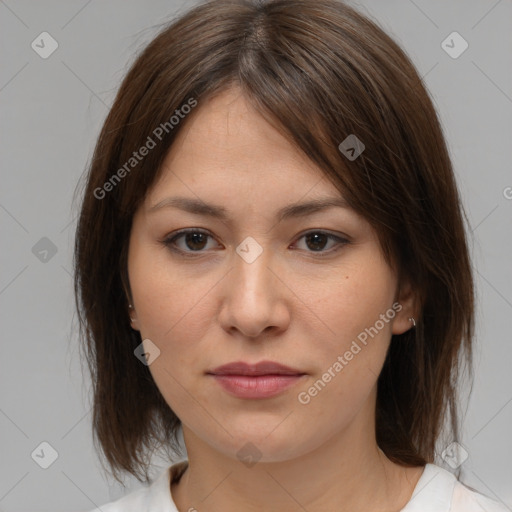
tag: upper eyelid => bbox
[165,228,348,240]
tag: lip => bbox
[207,361,306,399]
[210,375,305,399]
[208,360,304,376]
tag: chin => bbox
[205,422,317,465]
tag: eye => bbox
[163,229,220,256]
[292,231,349,256]
[162,229,349,258]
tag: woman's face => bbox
[127,86,415,463]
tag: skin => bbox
[127,86,423,512]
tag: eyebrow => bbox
[148,195,351,222]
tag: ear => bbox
[128,303,140,331]
[391,278,419,335]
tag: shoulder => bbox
[451,477,509,512]
[87,485,152,512]
[86,462,186,512]
[402,463,507,512]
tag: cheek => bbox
[290,257,397,422]
[300,253,397,354]
[128,241,219,375]
[128,238,197,334]
[294,273,396,428]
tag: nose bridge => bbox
[232,237,274,299]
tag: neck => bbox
[171,408,423,512]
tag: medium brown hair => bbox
[74,0,474,484]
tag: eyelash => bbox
[161,229,350,258]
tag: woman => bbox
[74,0,506,510]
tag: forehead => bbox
[146,87,342,205]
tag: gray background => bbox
[1,0,511,510]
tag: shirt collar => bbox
[401,463,457,512]
[146,460,188,511]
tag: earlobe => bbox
[391,279,419,335]
[128,304,140,331]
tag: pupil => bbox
[306,233,327,251]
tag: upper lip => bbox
[207,361,305,376]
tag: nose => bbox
[217,244,291,340]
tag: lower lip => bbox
[210,374,304,399]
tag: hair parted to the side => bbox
[74,0,474,485]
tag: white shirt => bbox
[90,461,508,511]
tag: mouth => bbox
[206,361,307,399]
